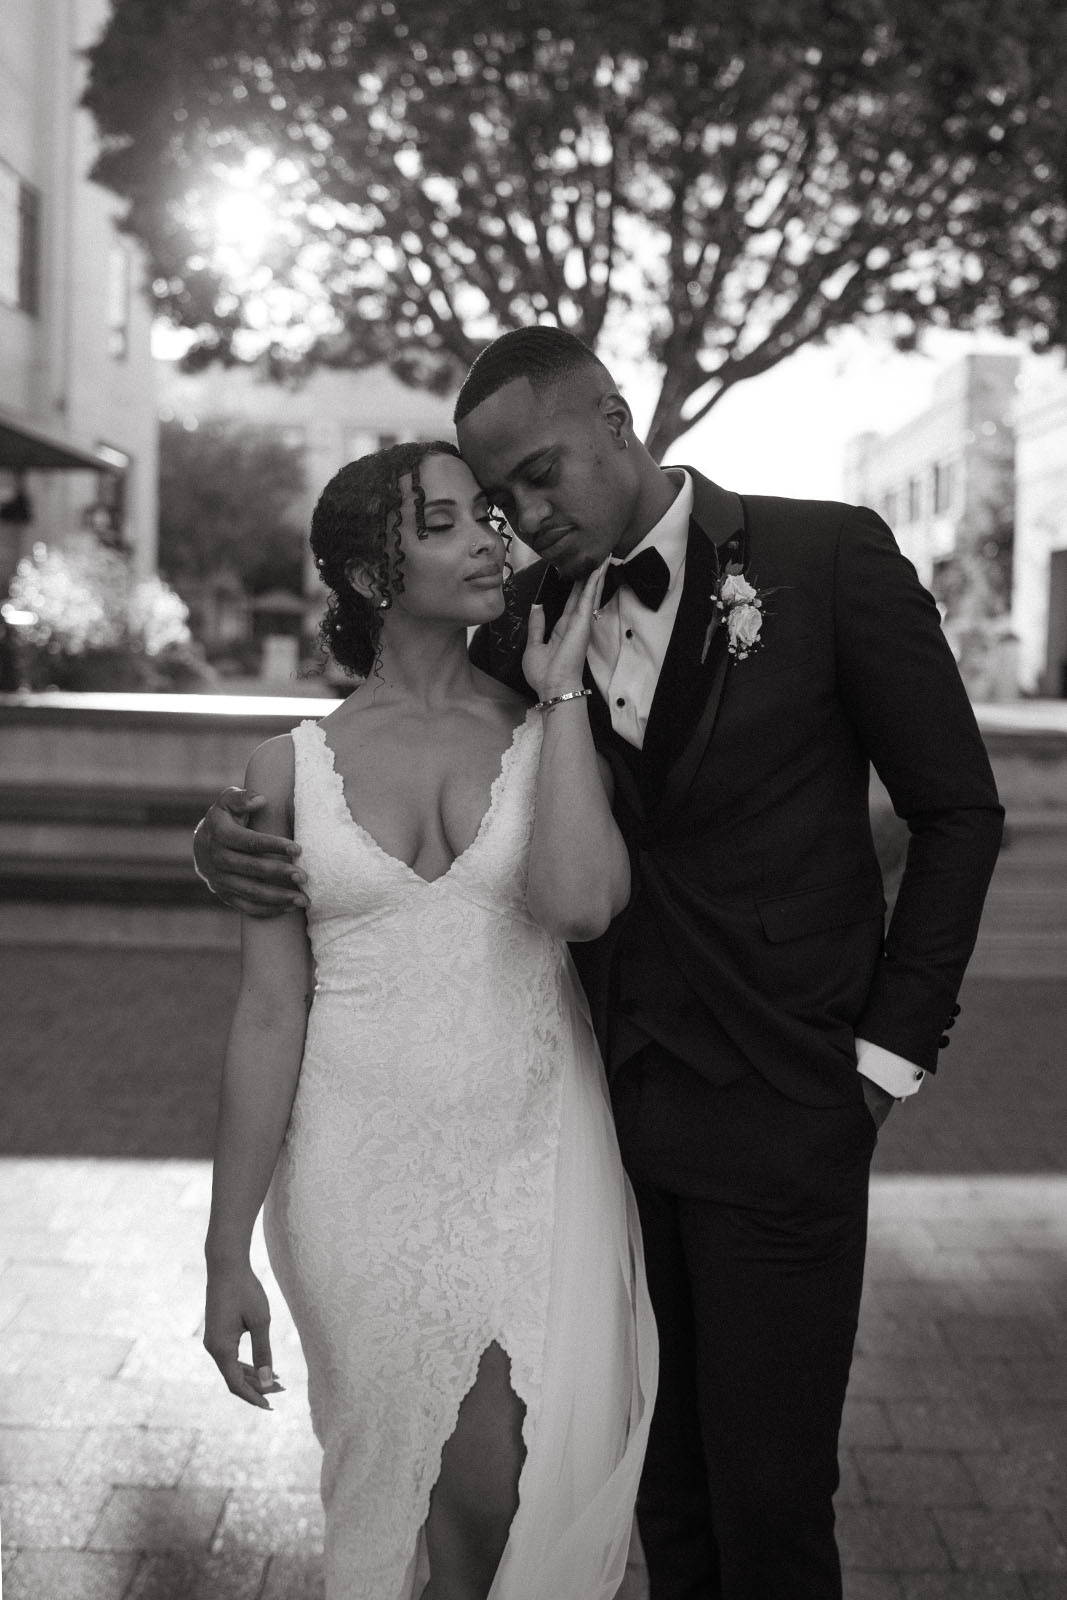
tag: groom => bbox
[194,328,1003,1599]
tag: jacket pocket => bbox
[756,878,886,944]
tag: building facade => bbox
[1012,357,1067,697]
[842,353,1019,589]
[157,358,462,602]
[0,0,157,593]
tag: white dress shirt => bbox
[587,470,693,748]
[585,469,924,1102]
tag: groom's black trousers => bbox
[610,1044,876,1600]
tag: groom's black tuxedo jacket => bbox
[469,469,1004,1107]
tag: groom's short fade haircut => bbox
[453,326,613,424]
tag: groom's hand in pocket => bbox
[860,1075,895,1132]
[194,787,306,916]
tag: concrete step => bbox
[0,861,209,905]
[0,782,217,827]
[987,865,1067,898]
[0,822,207,904]
[968,931,1067,977]
[979,888,1067,934]
[0,900,238,949]
[0,821,192,860]
[998,836,1067,868]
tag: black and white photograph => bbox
[1,2,1066,1597]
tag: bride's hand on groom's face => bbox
[194,788,307,917]
[522,559,609,701]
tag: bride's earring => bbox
[378,596,391,610]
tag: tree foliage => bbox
[157,415,307,592]
[86,0,1067,456]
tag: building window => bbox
[345,430,399,462]
[106,242,131,359]
[907,476,922,523]
[0,160,41,316]
[85,446,131,547]
[0,164,17,305]
[933,460,955,515]
[883,489,899,524]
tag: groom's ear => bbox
[597,390,633,447]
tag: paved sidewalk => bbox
[1,1159,1065,1600]
[2,913,1066,1595]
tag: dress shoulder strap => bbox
[289,718,330,836]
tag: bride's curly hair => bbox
[309,440,519,680]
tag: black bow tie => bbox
[598,547,670,612]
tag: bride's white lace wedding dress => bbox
[263,710,657,1600]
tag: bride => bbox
[202,439,657,1600]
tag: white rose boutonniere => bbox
[726,602,763,656]
[720,574,757,607]
[704,568,768,662]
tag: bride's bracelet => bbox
[534,687,592,714]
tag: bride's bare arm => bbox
[523,569,631,941]
[203,734,313,1406]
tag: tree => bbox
[157,416,307,597]
[932,473,1015,623]
[931,457,1017,696]
[86,0,1067,457]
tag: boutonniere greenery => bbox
[701,569,769,663]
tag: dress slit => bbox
[416,1339,528,1596]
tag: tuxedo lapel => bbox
[640,518,721,789]
[653,484,749,819]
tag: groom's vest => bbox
[573,697,749,1088]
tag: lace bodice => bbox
[294,708,544,969]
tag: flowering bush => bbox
[125,573,193,658]
[9,537,213,690]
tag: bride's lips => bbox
[465,568,504,587]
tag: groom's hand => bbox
[860,1075,895,1132]
[193,788,305,917]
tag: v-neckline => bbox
[306,710,536,888]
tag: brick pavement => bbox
[2,911,1067,1595]
[2,1155,1065,1599]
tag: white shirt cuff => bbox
[856,1036,925,1099]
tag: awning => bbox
[0,407,121,473]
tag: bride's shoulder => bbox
[243,732,297,802]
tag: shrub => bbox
[9,537,215,691]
